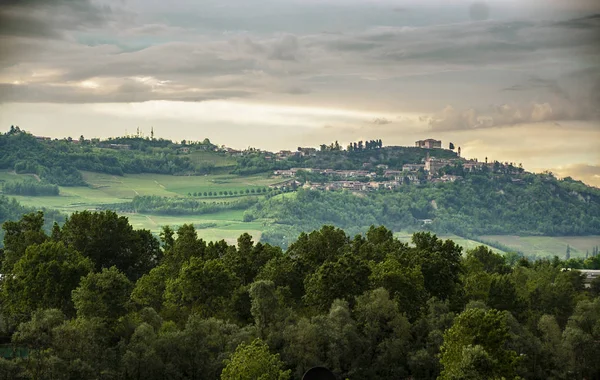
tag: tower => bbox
[458,147,461,157]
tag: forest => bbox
[252,171,600,248]
[0,128,198,186]
[0,211,599,379]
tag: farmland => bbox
[0,170,278,243]
[480,235,600,259]
[2,169,600,256]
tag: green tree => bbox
[122,323,163,380]
[370,255,427,321]
[1,211,48,273]
[410,232,464,307]
[72,266,133,324]
[12,309,66,380]
[164,258,238,319]
[1,241,92,320]
[221,338,290,380]
[563,298,600,379]
[304,253,371,310]
[60,210,160,280]
[353,288,412,379]
[439,308,518,380]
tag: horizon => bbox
[0,0,599,185]
[6,124,596,188]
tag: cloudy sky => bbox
[0,0,599,185]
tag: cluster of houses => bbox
[270,154,484,192]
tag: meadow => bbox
[480,235,600,259]
[2,169,599,255]
[0,170,277,242]
[394,231,506,254]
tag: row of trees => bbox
[346,139,383,151]
[0,214,599,379]
[187,188,269,197]
[1,180,59,196]
[106,195,259,216]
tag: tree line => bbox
[1,180,59,196]
[102,195,260,216]
[0,212,599,379]
[187,188,269,197]
[0,128,211,186]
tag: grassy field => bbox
[3,170,599,252]
[125,210,264,244]
[188,151,237,168]
[480,235,600,259]
[394,231,505,254]
[0,170,277,244]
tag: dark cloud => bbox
[0,0,113,39]
[370,118,392,125]
[469,3,490,21]
[0,6,598,106]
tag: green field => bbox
[394,231,505,255]
[188,151,237,168]
[3,170,600,253]
[480,235,600,259]
[0,170,279,243]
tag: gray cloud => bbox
[428,98,598,131]
[0,2,598,109]
[0,82,253,103]
[370,118,392,125]
[0,0,113,39]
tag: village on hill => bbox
[263,139,523,193]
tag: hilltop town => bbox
[263,139,524,193]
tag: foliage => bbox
[0,197,64,248]
[1,180,59,196]
[0,215,598,379]
[1,241,92,321]
[251,170,600,247]
[104,195,259,216]
[221,338,291,380]
[0,127,216,186]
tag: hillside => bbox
[2,127,599,258]
[0,127,227,186]
[250,171,600,248]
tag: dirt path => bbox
[154,180,166,189]
[112,176,139,195]
[145,215,157,226]
[8,171,41,182]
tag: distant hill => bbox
[0,127,224,186]
[250,171,600,248]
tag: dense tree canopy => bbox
[0,212,598,379]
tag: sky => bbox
[0,0,599,185]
